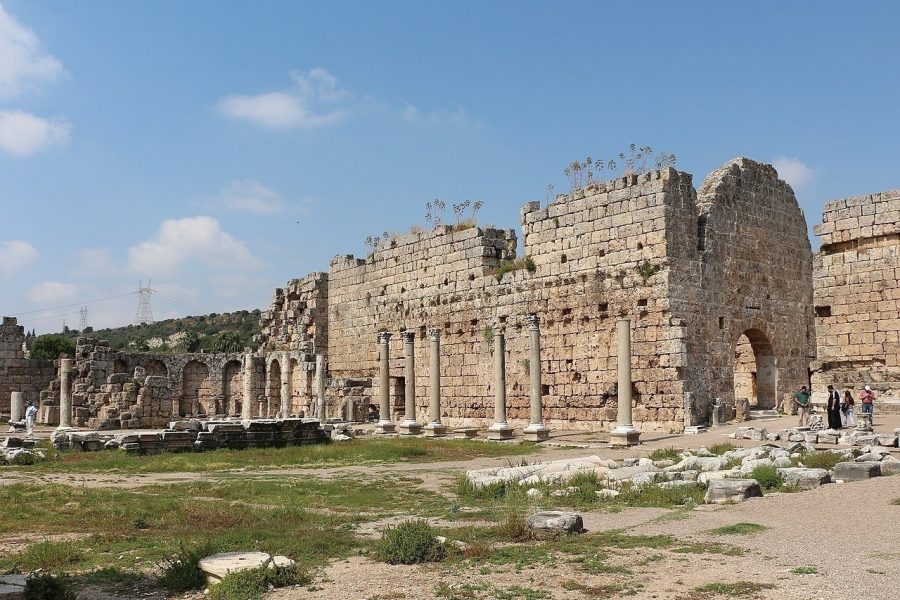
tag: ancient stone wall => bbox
[811,189,900,403]
[670,158,815,419]
[257,272,328,354]
[0,317,55,418]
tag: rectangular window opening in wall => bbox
[697,215,708,251]
[815,306,832,318]
[718,317,725,330]
[637,299,648,308]
[598,302,609,312]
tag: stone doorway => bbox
[734,329,777,409]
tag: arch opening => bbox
[733,329,777,410]
[181,360,212,417]
[223,360,243,416]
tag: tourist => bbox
[842,390,856,427]
[24,401,38,435]
[795,386,811,427]
[859,385,876,423]
[826,385,842,429]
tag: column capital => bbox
[428,328,441,342]
[377,331,392,344]
[401,330,416,344]
[526,313,540,330]
[492,324,506,337]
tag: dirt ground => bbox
[5,414,900,599]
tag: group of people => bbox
[793,384,876,428]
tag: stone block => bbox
[526,511,584,537]
[704,479,763,504]
[834,461,881,482]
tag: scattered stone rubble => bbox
[466,439,900,504]
[48,418,327,453]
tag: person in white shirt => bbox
[25,402,38,435]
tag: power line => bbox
[6,291,138,317]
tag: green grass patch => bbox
[797,451,844,470]
[708,523,767,535]
[210,563,309,600]
[790,566,818,575]
[693,581,775,597]
[24,573,81,600]
[648,447,681,462]
[494,256,536,281]
[708,443,737,455]
[375,520,446,565]
[749,465,783,491]
[11,438,538,474]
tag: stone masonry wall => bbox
[257,273,328,354]
[0,317,55,418]
[811,189,900,403]
[325,169,692,432]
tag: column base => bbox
[609,425,641,447]
[683,426,707,435]
[487,423,515,440]
[522,423,550,442]
[398,420,422,435]
[374,420,396,434]
[422,422,447,437]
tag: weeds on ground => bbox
[692,581,775,597]
[708,443,737,455]
[210,564,309,600]
[157,541,214,592]
[375,520,446,565]
[790,566,818,575]
[708,523,767,535]
[648,447,681,462]
[24,573,81,600]
[795,451,844,471]
[10,539,82,571]
[749,465,783,491]
[494,257,536,281]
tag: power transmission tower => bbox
[79,306,88,331]
[134,280,155,325]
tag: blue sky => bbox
[1,1,898,333]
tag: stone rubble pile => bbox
[730,426,900,448]
[467,440,899,505]
[48,418,327,454]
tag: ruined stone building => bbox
[1,158,895,431]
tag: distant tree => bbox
[131,336,150,352]
[30,334,75,360]
[181,330,201,353]
[210,331,244,353]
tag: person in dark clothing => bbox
[826,385,842,430]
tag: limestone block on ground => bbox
[198,551,294,584]
[834,461,881,482]
[704,479,763,504]
[777,467,832,490]
[739,457,773,474]
[0,574,26,599]
[595,488,620,498]
[526,511,584,537]
[664,456,724,473]
[658,480,700,489]
[772,457,793,468]
[879,459,900,476]
[855,452,886,462]
[604,464,662,483]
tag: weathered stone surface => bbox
[834,461,882,482]
[778,467,832,490]
[704,479,763,504]
[0,574,26,599]
[198,551,294,584]
[526,511,584,536]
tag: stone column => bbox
[375,332,396,433]
[610,319,640,446]
[682,392,706,434]
[488,327,513,440]
[522,315,550,441]
[423,328,447,437]
[280,352,291,418]
[10,391,24,423]
[58,358,73,429]
[315,354,327,422]
[241,353,255,420]
[398,331,421,435]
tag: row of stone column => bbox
[373,314,552,441]
[238,353,327,421]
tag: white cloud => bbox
[402,103,473,126]
[0,2,64,98]
[216,179,285,214]
[27,281,77,304]
[773,157,815,190]
[0,110,70,156]
[128,216,261,276]
[0,240,38,276]
[217,68,349,130]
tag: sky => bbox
[1,1,898,333]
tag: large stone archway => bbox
[734,328,777,409]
